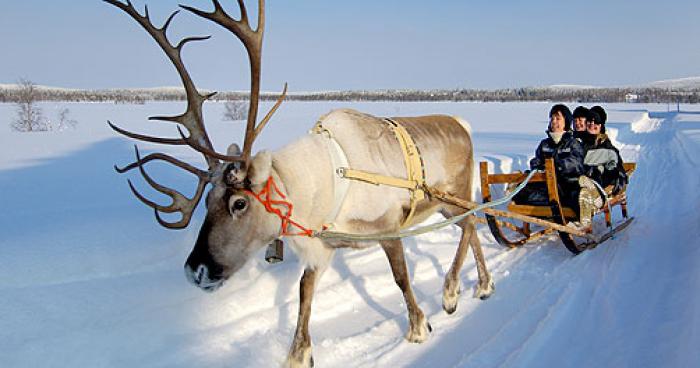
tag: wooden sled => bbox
[476,158,636,255]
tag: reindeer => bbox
[104,1,494,366]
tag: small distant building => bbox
[625,93,639,102]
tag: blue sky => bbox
[1,0,698,91]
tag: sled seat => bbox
[501,162,636,220]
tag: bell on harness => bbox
[265,239,284,264]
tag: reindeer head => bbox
[185,150,284,291]
[105,0,287,291]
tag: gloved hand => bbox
[620,169,628,185]
[605,160,617,171]
[612,171,627,195]
[585,166,602,183]
[612,178,624,195]
[529,158,543,171]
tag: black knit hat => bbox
[590,105,607,124]
[573,106,589,119]
[586,109,606,133]
[549,104,573,131]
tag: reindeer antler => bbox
[104,0,285,228]
[180,0,287,164]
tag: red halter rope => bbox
[244,176,314,237]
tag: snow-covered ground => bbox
[1,101,698,367]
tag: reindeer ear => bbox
[248,150,272,186]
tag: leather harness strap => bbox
[310,122,351,229]
[339,118,426,228]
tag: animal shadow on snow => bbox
[0,137,203,261]
[0,139,151,233]
[331,249,397,320]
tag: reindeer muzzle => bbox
[184,263,225,292]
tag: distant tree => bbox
[56,108,78,130]
[222,100,248,121]
[11,78,49,132]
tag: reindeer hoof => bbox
[285,347,313,368]
[474,279,495,300]
[442,279,462,314]
[406,316,431,343]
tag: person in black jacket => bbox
[570,106,628,229]
[514,104,585,210]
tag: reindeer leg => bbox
[442,214,471,314]
[286,268,317,368]
[442,213,494,313]
[466,215,494,300]
[380,239,431,343]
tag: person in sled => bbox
[572,106,589,137]
[513,104,585,217]
[575,106,628,228]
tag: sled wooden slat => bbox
[485,172,547,184]
[506,204,577,219]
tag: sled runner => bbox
[476,158,636,254]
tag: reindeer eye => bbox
[231,198,247,212]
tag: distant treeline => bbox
[1,86,699,104]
